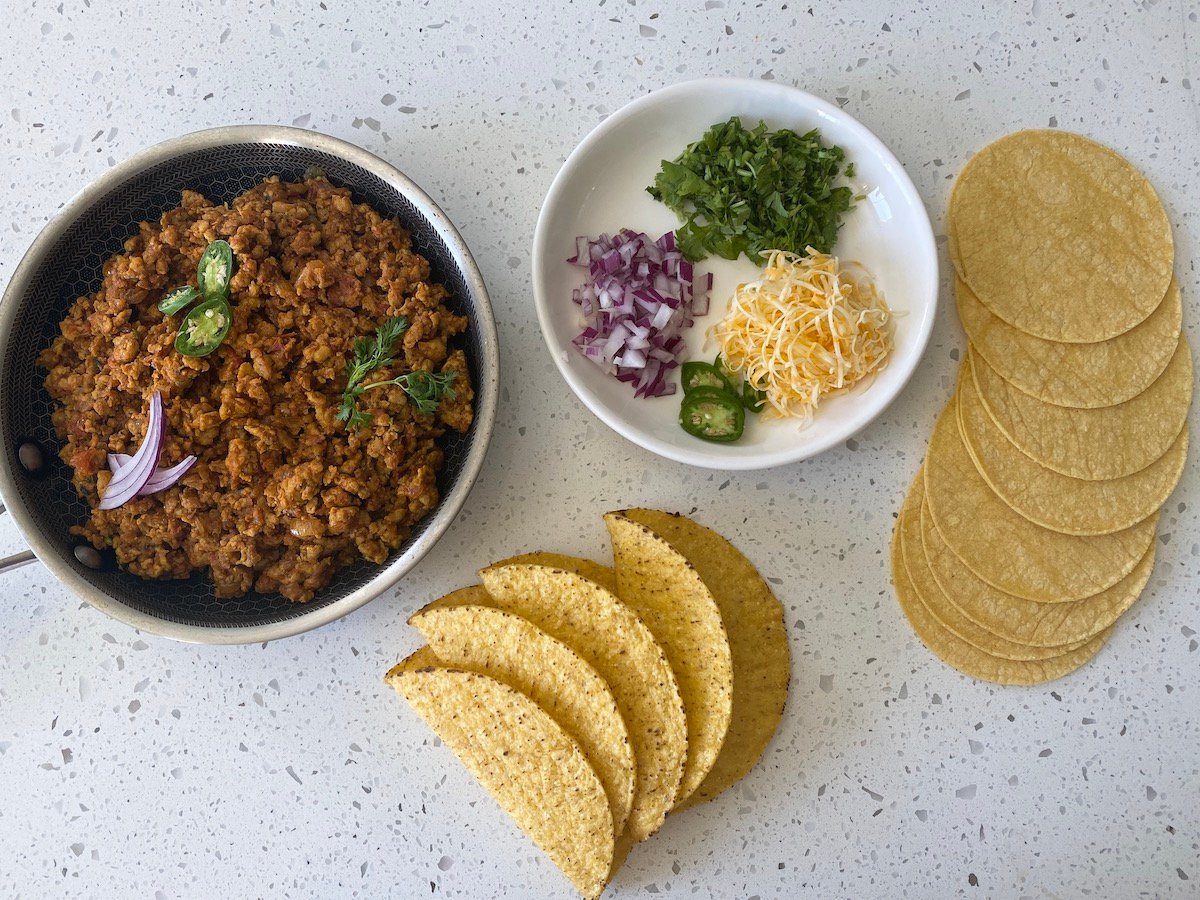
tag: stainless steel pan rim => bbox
[0,125,499,645]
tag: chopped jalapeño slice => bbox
[158,285,199,315]
[175,298,232,358]
[679,386,745,442]
[681,360,736,396]
[196,239,235,300]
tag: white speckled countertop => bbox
[1,1,1198,897]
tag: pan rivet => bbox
[73,545,103,569]
[17,442,44,474]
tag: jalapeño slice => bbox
[175,298,232,358]
[681,360,736,396]
[197,240,235,300]
[158,285,199,315]
[679,386,745,443]
[742,381,767,413]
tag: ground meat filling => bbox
[38,177,474,602]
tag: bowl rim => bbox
[0,124,500,644]
[531,77,939,470]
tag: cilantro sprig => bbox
[336,315,457,429]
[647,116,855,263]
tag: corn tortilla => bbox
[898,481,1089,660]
[923,399,1157,602]
[920,499,1154,647]
[970,341,1193,481]
[956,277,1182,409]
[949,129,1172,343]
[474,567,686,842]
[892,483,1110,685]
[385,651,614,899]
[958,374,1187,535]
[491,551,617,594]
[409,602,636,838]
[605,511,735,805]
[618,508,789,809]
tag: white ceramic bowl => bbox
[532,78,938,470]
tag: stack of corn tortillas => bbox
[386,509,790,898]
[894,129,1191,686]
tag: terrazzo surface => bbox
[1,1,1198,897]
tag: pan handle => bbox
[0,502,38,573]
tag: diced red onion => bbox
[699,273,714,312]
[617,348,647,369]
[99,392,164,509]
[568,229,709,398]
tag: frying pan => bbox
[0,126,499,643]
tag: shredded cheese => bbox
[710,248,893,425]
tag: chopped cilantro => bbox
[647,116,855,262]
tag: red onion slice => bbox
[108,447,196,497]
[137,455,197,496]
[98,392,164,510]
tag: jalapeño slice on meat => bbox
[681,360,736,396]
[679,386,745,443]
[158,285,199,315]
[175,298,232,357]
[197,240,235,300]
